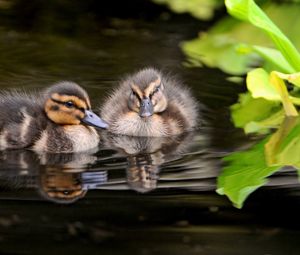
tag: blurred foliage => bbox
[152,0,223,20]
[218,116,300,208]
[182,3,300,75]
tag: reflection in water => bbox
[102,132,196,193]
[38,168,88,204]
[6,97,298,207]
[0,150,107,204]
[0,127,217,203]
[127,154,160,193]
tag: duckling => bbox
[0,81,108,153]
[100,68,199,136]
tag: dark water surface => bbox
[0,3,300,255]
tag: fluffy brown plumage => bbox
[0,81,108,153]
[100,68,199,137]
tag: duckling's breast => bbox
[63,125,99,152]
[33,125,99,153]
[109,112,168,137]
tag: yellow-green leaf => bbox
[270,71,298,117]
[247,68,281,100]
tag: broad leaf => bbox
[217,138,280,208]
[247,68,280,100]
[219,116,300,208]
[182,35,253,75]
[225,0,300,71]
[231,92,280,128]
[246,68,299,117]
[250,46,295,73]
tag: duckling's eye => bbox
[131,90,138,98]
[64,101,74,108]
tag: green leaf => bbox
[182,34,253,75]
[246,68,299,117]
[247,68,281,100]
[250,45,295,73]
[217,137,280,208]
[231,92,280,128]
[225,0,300,71]
[219,116,300,208]
[244,109,284,134]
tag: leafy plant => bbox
[223,0,300,134]
[212,0,300,207]
[218,116,300,208]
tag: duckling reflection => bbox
[38,167,88,203]
[38,151,109,204]
[102,131,195,193]
[38,166,107,204]
[127,155,159,193]
[0,150,107,204]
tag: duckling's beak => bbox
[139,98,154,118]
[82,110,109,129]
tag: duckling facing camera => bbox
[100,68,199,137]
[0,82,108,153]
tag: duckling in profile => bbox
[0,82,108,153]
[100,68,199,136]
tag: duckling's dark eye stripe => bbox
[150,84,161,97]
[132,90,141,100]
[51,98,68,106]
[51,98,85,112]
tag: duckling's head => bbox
[44,82,108,128]
[127,68,167,118]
